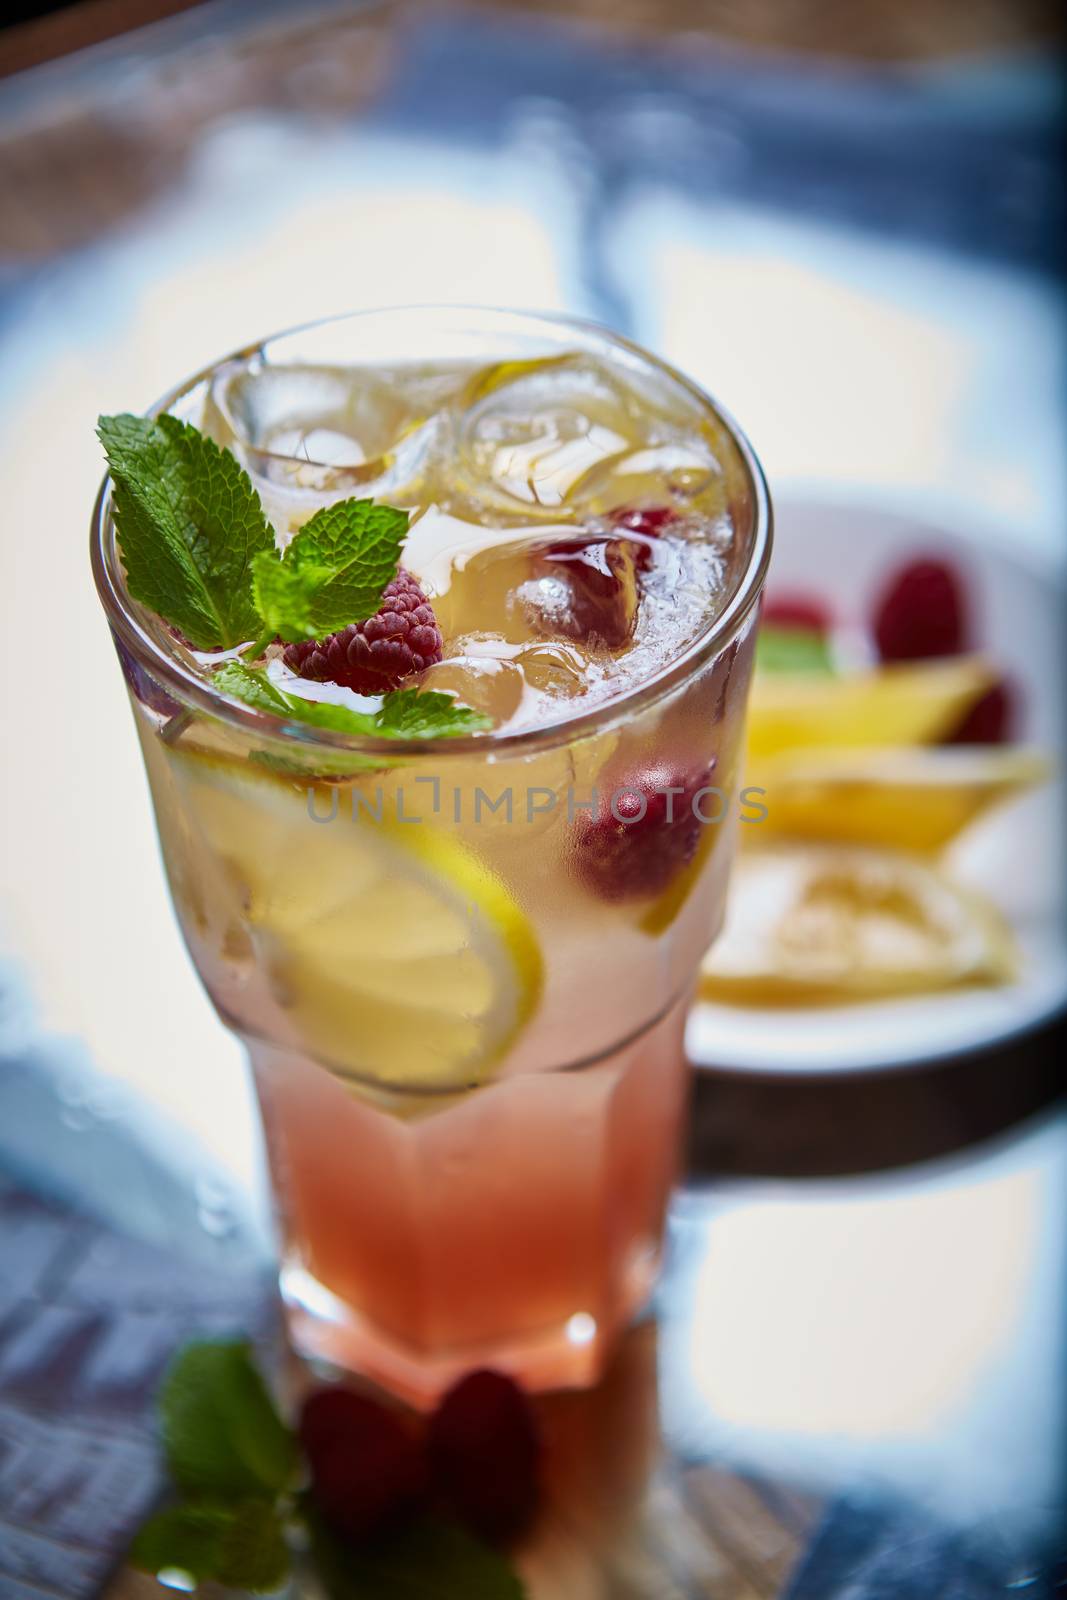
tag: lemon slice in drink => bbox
[747,656,996,761]
[167,750,543,1091]
[750,746,1051,851]
[700,844,1015,1005]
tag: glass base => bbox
[280,1243,661,1409]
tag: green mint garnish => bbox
[131,1341,297,1593]
[99,413,406,655]
[756,624,834,675]
[309,1510,527,1600]
[131,1499,289,1594]
[376,687,493,739]
[132,1338,529,1600]
[215,661,491,741]
[253,498,409,640]
[160,1339,297,1499]
[98,413,476,743]
[98,414,274,651]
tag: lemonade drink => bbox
[93,309,769,1404]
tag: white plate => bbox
[687,497,1067,1075]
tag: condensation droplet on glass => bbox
[59,1104,96,1133]
[196,1174,236,1238]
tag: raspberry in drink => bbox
[93,309,770,1404]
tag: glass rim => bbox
[91,304,773,759]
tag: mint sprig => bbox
[253,498,409,640]
[99,413,274,651]
[214,661,491,741]
[131,1341,295,1594]
[130,1338,528,1598]
[131,1498,289,1592]
[309,1509,527,1600]
[160,1339,297,1497]
[100,411,403,654]
[99,413,488,737]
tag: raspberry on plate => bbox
[283,568,443,694]
[762,592,831,633]
[299,1387,426,1542]
[944,678,1015,744]
[428,1370,541,1543]
[574,761,716,902]
[873,557,968,662]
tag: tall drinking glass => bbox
[92,308,770,1405]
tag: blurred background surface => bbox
[0,2,1064,1595]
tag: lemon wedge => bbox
[747,656,996,761]
[166,750,543,1092]
[750,745,1051,852]
[700,844,1015,1005]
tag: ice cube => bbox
[446,353,648,523]
[511,641,587,697]
[420,654,526,724]
[205,360,445,528]
[421,525,561,646]
[564,441,728,528]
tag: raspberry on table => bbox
[574,761,716,902]
[427,1370,541,1543]
[873,558,968,662]
[299,1386,427,1543]
[283,568,443,694]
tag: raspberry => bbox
[610,503,678,569]
[762,592,831,632]
[873,558,968,661]
[944,678,1015,744]
[299,1387,426,1542]
[574,761,716,902]
[532,505,676,650]
[538,537,639,649]
[428,1370,540,1543]
[283,569,443,694]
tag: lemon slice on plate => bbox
[750,745,1051,851]
[165,749,543,1092]
[700,844,1015,1005]
[747,655,995,761]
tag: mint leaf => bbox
[251,552,331,640]
[214,660,294,717]
[254,499,408,640]
[131,1504,223,1584]
[756,625,834,675]
[160,1340,297,1498]
[375,688,492,739]
[131,1499,289,1593]
[99,413,275,651]
[248,747,395,779]
[215,662,491,741]
[309,1512,526,1600]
